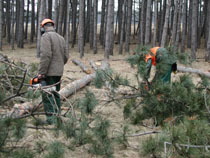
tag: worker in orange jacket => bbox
[145,47,177,84]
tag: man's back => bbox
[39,27,69,77]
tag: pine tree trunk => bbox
[171,0,179,46]
[71,0,77,48]
[0,0,2,51]
[187,0,192,48]
[133,0,136,37]
[153,0,158,47]
[54,0,59,30]
[36,0,46,57]
[48,0,52,19]
[159,0,166,44]
[117,0,122,43]
[2,5,5,39]
[93,0,98,54]
[25,0,30,40]
[6,0,11,43]
[11,0,15,50]
[191,0,198,60]
[99,0,106,45]
[161,0,172,47]
[174,1,182,52]
[62,1,67,36]
[57,0,65,35]
[78,0,85,58]
[89,1,94,48]
[17,0,24,48]
[181,0,187,52]
[15,0,20,40]
[104,0,114,59]
[30,0,35,43]
[205,0,210,61]
[145,0,152,45]
[119,0,126,54]
[140,0,147,44]
[125,0,132,52]
[65,0,70,54]
[205,0,210,46]
[85,0,91,43]
[36,0,40,37]
[104,0,109,48]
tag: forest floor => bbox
[2,43,210,158]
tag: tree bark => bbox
[89,2,94,49]
[59,61,109,99]
[30,0,35,43]
[117,0,122,43]
[161,0,172,47]
[153,0,158,47]
[6,0,11,43]
[205,0,210,62]
[78,0,85,58]
[181,0,187,52]
[104,0,114,59]
[145,0,152,45]
[99,0,106,45]
[57,0,65,35]
[11,0,15,50]
[25,0,30,40]
[71,0,77,48]
[17,0,24,48]
[187,0,192,48]
[119,0,126,54]
[54,0,59,30]
[36,0,47,57]
[191,0,198,60]
[139,0,147,44]
[72,59,91,74]
[93,0,98,54]
[171,0,179,46]
[159,0,166,44]
[85,0,91,43]
[15,0,20,40]
[65,0,70,54]
[174,0,182,52]
[125,0,132,52]
[177,66,210,78]
[48,0,53,19]
[0,0,2,51]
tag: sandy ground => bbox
[1,43,210,158]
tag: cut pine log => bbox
[72,59,91,74]
[2,61,109,118]
[60,61,109,99]
[177,66,210,78]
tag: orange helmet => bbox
[41,19,54,27]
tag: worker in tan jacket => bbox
[38,18,69,124]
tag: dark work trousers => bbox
[42,76,61,123]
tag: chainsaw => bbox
[29,76,56,92]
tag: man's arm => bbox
[38,34,52,75]
[145,58,152,81]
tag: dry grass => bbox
[1,43,210,158]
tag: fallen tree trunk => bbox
[60,61,109,99]
[72,59,91,74]
[2,61,109,118]
[177,66,210,78]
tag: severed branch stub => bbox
[72,59,91,74]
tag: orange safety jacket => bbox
[145,47,160,66]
